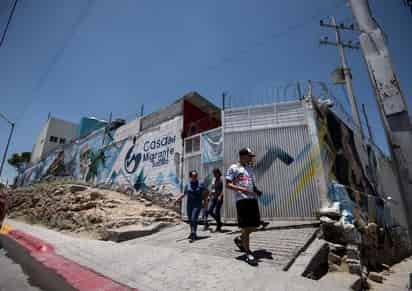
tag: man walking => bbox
[249,152,269,230]
[203,168,224,232]
[226,148,262,266]
[176,170,208,242]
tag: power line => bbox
[204,0,345,72]
[14,0,97,125]
[0,0,18,48]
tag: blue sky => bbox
[0,0,411,183]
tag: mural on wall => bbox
[253,142,313,207]
[76,132,104,182]
[108,116,182,194]
[18,116,183,196]
[312,104,400,228]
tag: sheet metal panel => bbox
[224,101,306,133]
[223,125,321,221]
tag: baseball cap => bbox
[239,147,254,156]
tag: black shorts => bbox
[236,199,260,228]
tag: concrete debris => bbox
[328,253,342,265]
[328,243,346,257]
[347,262,361,275]
[319,202,341,220]
[346,244,360,260]
[5,182,181,240]
[367,271,383,283]
[350,277,369,291]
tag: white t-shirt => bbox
[226,163,257,201]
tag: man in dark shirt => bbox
[176,170,208,242]
[204,168,224,232]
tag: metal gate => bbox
[182,128,223,219]
[223,101,321,221]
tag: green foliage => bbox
[8,152,31,174]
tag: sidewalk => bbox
[1,219,353,291]
[369,257,412,291]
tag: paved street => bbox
[0,248,43,291]
[131,223,318,270]
[3,219,356,291]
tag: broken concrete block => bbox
[381,263,390,270]
[346,244,360,260]
[328,253,342,265]
[348,263,361,275]
[351,277,369,291]
[321,219,347,245]
[329,242,346,256]
[320,216,335,224]
[368,272,383,283]
[319,203,341,220]
[346,258,361,265]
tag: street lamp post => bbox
[0,112,15,179]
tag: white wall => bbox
[31,117,78,163]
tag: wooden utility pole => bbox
[320,16,364,138]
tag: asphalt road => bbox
[0,248,43,291]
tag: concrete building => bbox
[77,117,108,139]
[31,116,78,163]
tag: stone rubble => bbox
[4,182,181,240]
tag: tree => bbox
[7,152,31,174]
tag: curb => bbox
[0,225,137,291]
[104,222,170,242]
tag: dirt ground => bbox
[5,181,182,240]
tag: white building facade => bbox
[31,117,78,163]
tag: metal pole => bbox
[0,122,15,178]
[349,0,412,240]
[331,16,364,138]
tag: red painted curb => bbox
[8,230,137,291]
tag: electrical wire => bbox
[15,0,97,125]
[0,0,18,48]
[203,0,346,73]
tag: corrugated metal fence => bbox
[223,101,321,221]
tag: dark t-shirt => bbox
[211,177,223,198]
[185,181,205,207]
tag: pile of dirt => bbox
[5,182,181,239]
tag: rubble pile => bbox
[314,202,411,288]
[98,184,180,213]
[5,182,181,239]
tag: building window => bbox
[185,135,200,154]
[49,136,58,143]
[185,138,192,154]
[59,138,66,144]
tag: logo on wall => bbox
[124,143,142,174]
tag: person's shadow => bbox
[235,249,273,266]
[194,235,211,241]
[253,249,274,261]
